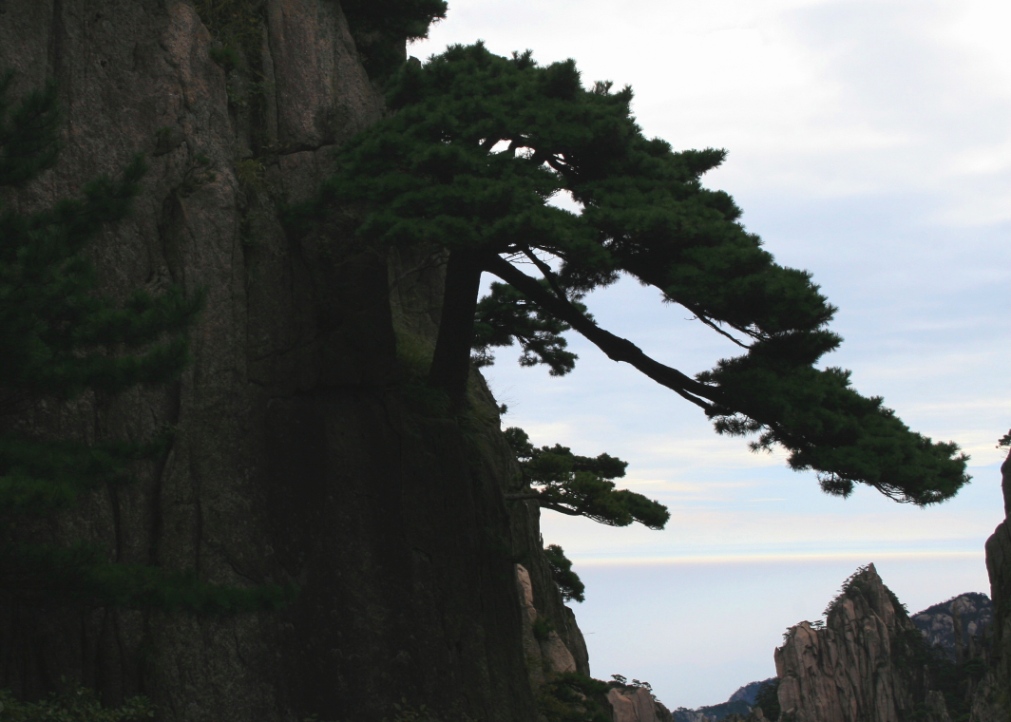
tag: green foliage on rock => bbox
[823,564,906,620]
[544,544,585,603]
[0,686,154,722]
[341,0,447,78]
[504,427,669,530]
[753,679,781,721]
[0,73,291,613]
[306,41,968,506]
[536,673,612,722]
[532,616,554,642]
[193,0,265,73]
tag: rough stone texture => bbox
[912,593,993,663]
[608,685,674,722]
[775,564,950,722]
[515,564,578,690]
[969,450,1011,722]
[508,494,591,681]
[0,1,547,720]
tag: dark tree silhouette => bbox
[309,43,969,506]
[504,427,669,530]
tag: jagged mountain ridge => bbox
[670,587,993,722]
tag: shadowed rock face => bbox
[970,450,1011,722]
[0,2,550,719]
[775,564,951,722]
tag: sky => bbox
[410,0,1011,709]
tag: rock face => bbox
[0,2,571,720]
[912,592,993,662]
[775,564,951,722]
[515,563,580,689]
[609,685,675,722]
[969,449,1011,722]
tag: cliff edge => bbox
[970,448,1011,721]
[0,1,584,719]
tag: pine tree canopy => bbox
[543,544,585,603]
[311,42,969,506]
[504,426,669,531]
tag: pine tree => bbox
[543,544,585,604]
[0,72,287,612]
[504,427,669,530]
[304,43,969,506]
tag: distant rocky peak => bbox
[912,592,993,662]
[823,563,905,624]
[776,563,952,722]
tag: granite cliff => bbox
[608,683,675,722]
[912,593,992,663]
[775,564,953,722]
[772,449,1011,722]
[0,1,587,719]
[969,448,1011,722]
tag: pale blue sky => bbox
[411,0,1011,708]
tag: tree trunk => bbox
[428,250,484,408]
[485,255,719,412]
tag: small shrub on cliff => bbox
[536,673,611,722]
[193,0,263,72]
[533,616,555,642]
[544,544,585,603]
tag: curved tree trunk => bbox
[485,255,718,412]
[428,250,485,407]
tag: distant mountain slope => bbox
[912,592,993,661]
[672,679,774,722]
[728,679,776,706]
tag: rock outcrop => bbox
[609,684,675,722]
[912,592,993,662]
[775,564,951,722]
[0,2,573,720]
[516,563,580,689]
[969,448,1011,722]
